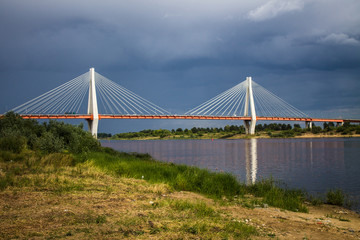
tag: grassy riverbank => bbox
[1,113,359,239]
[1,150,360,239]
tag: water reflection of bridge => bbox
[101,138,350,188]
[245,138,258,185]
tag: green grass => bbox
[81,147,309,212]
[167,199,216,217]
[0,150,85,194]
[326,189,345,206]
[1,146,310,213]
[224,221,258,239]
[85,148,246,199]
[247,179,308,212]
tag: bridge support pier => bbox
[336,122,344,127]
[244,120,256,135]
[87,67,99,138]
[87,118,99,138]
[243,77,256,135]
[305,121,312,129]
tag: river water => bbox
[101,138,360,210]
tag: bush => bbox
[34,131,64,153]
[0,135,27,153]
[311,126,322,134]
[326,189,344,206]
[0,112,100,154]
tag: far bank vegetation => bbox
[102,122,360,140]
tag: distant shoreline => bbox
[102,133,360,141]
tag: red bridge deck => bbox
[4,114,358,123]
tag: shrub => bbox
[326,189,345,206]
[0,135,27,153]
[311,126,322,134]
[34,131,64,153]
[0,112,100,154]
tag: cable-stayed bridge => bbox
[2,68,359,138]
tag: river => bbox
[101,138,360,211]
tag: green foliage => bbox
[114,129,172,139]
[311,126,322,134]
[113,125,246,139]
[0,112,100,154]
[326,189,345,206]
[0,134,27,153]
[223,221,258,239]
[257,123,292,132]
[336,123,360,135]
[97,132,112,138]
[168,199,216,217]
[267,130,295,138]
[34,131,64,153]
[85,150,310,212]
[0,151,83,192]
[247,179,308,212]
[86,150,245,199]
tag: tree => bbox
[311,126,322,134]
[0,111,100,154]
[97,133,112,138]
[224,125,231,132]
[176,128,183,133]
[255,124,264,132]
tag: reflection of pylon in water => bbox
[245,138,257,185]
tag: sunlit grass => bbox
[82,148,308,212]
[0,150,259,239]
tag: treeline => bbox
[0,112,100,154]
[113,125,247,139]
[111,122,360,139]
[266,122,360,138]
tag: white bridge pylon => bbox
[185,76,309,134]
[10,67,171,138]
[244,77,256,134]
[87,68,99,137]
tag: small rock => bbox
[148,220,155,228]
[263,204,269,208]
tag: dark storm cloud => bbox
[0,0,360,132]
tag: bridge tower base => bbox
[243,77,256,135]
[305,121,313,129]
[86,67,99,138]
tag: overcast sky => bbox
[1,0,359,133]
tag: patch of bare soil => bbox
[226,204,360,240]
